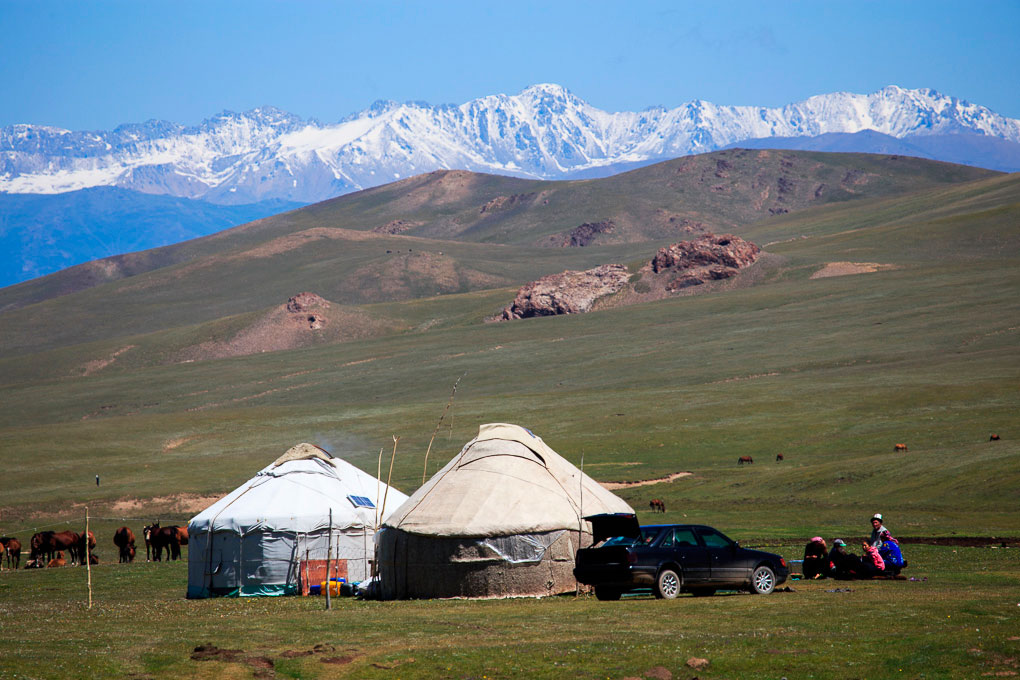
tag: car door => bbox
[696,526,748,585]
[661,526,710,584]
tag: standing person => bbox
[803,537,830,579]
[869,513,888,548]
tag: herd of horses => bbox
[0,521,188,570]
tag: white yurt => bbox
[187,443,408,598]
[376,423,634,599]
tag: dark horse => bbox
[0,537,20,570]
[113,526,136,563]
[150,526,183,561]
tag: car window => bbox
[672,528,698,547]
[657,527,698,547]
[640,527,662,545]
[697,527,734,548]
[603,536,639,547]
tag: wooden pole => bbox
[380,436,399,522]
[375,447,383,528]
[325,509,332,610]
[422,374,464,485]
[86,507,93,609]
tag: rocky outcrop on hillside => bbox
[498,264,629,320]
[480,193,536,214]
[538,220,617,247]
[371,219,423,234]
[650,234,760,290]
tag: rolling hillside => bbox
[0,151,1016,541]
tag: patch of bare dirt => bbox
[110,493,223,515]
[810,261,898,279]
[321,656,356,665]
[601,472,691,490]
[79,345,137,377]
[174,292,400,363]
[346,251,507,302]
[162,436,199,452]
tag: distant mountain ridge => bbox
[3,85,1019,205]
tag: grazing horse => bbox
[151,526,182,561]
[776,453,784,462]
[1,537,21,570]
[894,444,908,452]
[47,551,67,568]
[53,531,83,565]
[738,456,754,465]
[29,531,52,564]
[143,522,160,562]
[649,499,666,513]
[113,527,137,563]
[990,434,1000,441]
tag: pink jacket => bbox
[863,544,885,570]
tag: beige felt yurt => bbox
[376,423,634,599]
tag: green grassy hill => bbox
[0,152,1016,542]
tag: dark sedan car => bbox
[574,515,789,600]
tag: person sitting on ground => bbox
[878,530,907,575]
[861,541,886,577]
[869,513,889,548]
[828,539,864,580]
[803,536,831,579]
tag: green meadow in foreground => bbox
[0,153,1017,678]
[1,544,1018,679]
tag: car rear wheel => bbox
[594,586,621,601]
[751,565,776,594]
[654,569,681,599]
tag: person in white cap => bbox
[869,513,888,548]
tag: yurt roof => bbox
[189,444,409,535]
[384,423,634,537]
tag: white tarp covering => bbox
[187,443,408,598]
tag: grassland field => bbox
[0,154,1017,678]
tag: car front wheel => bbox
[655,569,681,599]
[751,565,776,594]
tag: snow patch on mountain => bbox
[2,85,1018,204]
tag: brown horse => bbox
[0,537,21,570]
[894,443,908,452]
[776,453,784,461]
[113,527,136,563]
[143,522,160,562]
[31,531,81,565]
[176,526,189,545]
[150,526,182,561]
[649,499,666,513]
[47,551,67,568]
[738,456,754,465]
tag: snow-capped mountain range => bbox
[2,84,1019,205]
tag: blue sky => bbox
[2,0,1018,130]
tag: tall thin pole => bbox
[380,436,399,526]
[422,374,464,485]
[86,507,93,609]
[325,509,333,610]
[375,448,383,528]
